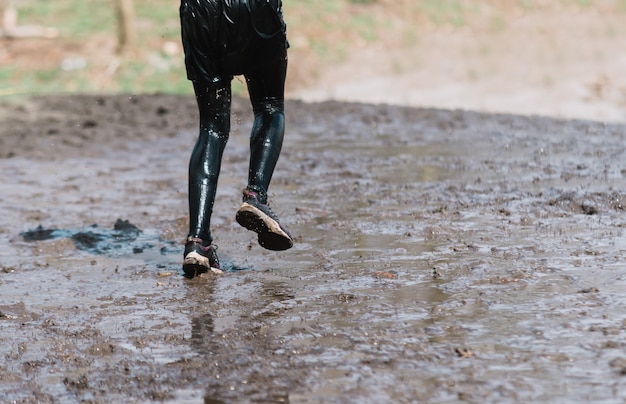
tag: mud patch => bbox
[2,95,626,402]
[22,219,147,254]
[19,219,252,274]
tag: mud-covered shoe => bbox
[235,189,294,251]
[182,237,222,277]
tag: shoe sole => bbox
[183,251,223,277]
[236,202,293,251]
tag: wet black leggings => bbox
[188,58,287,243]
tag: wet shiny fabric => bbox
[182,0,288,242]
[180,0,288,79]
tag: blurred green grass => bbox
[1,0,623,96]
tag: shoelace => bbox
[186,237,217,252]
[244,190,281,222]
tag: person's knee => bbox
[252,97,284,117]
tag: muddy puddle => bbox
[2,95,626,402]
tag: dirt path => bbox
[2,94,626,402]
[288,5,626,123]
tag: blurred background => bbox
[1,0,625,121]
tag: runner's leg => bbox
[188,77,232,242]
[244,56,287,204]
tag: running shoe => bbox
[182,237,222,277]
[235,189,294,251]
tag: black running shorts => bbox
[180,0,288,81]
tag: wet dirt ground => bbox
[2,93,626,402]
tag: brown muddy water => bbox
[1,95,626,402]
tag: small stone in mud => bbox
[432,267,443,279]
[0,311,19,320]
[63,375,89,391]
[610,358,626,368]
[372,271,397,279]
[113,218,141,233]
[82,119,97,128]
[609,358,626,375]
[581,203,598,215]
[71,231,103,250]
[88,342,115,356]
[113,219,141,242]
[21,225,56,241]
[520,216,533,225]
[455,347,473,358]
[578,287,599,293]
